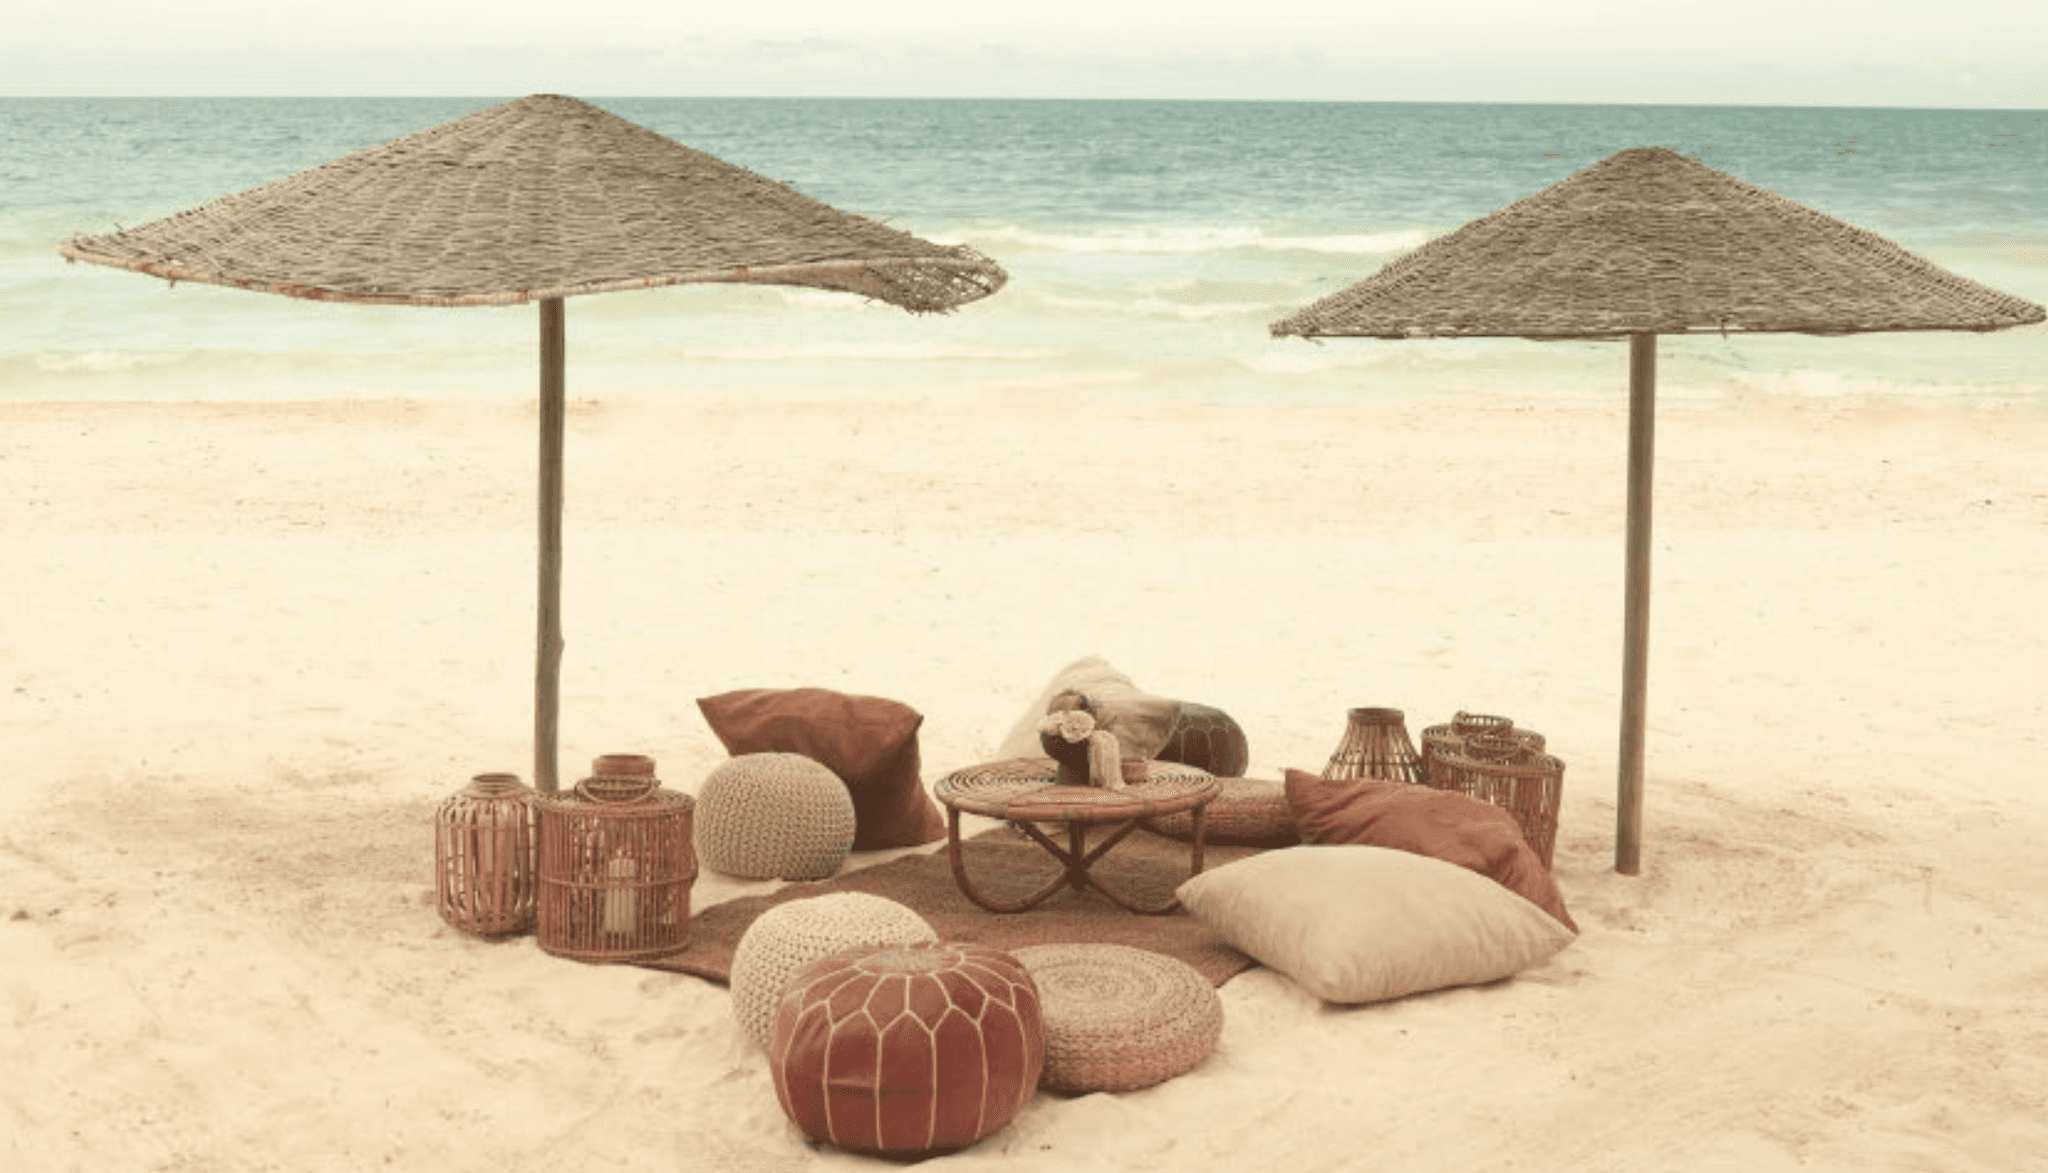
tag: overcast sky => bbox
[5,0,2043,106]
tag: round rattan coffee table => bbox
[933,758,1219,916]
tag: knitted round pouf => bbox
[1010,943,1222,1094]
[1141,776,1300,849]
[772,942,1045,1160]
[695,753,857,882]
[729,893,937,1052]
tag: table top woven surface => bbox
[935,758,1218,822]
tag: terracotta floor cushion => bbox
[771,942,1046,1160]
[1283,770,1575,930]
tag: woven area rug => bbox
[636,826,1265,988]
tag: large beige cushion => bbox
[1174,845,1576,1005]
[728,893,938,1051]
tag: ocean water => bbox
[3,97,2044,407]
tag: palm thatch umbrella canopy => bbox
[1272,146,2043,874]
[61,93,1007,792]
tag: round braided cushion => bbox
[772,942,1046,1160]
[695,753,856,881]
[729,893,937,1052]
[1010,943,1222,1093]
[1141,776,1300,848]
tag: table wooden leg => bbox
[943,804,1213,916]
[947,806,1074,914]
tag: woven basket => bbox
[1011,943,1222,1094]
[1141,777,1299,848]
[1419,712,1546,782]
[1427,734,1565,869]
[536,757,697,962]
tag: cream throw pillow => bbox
[1175,845,1576,1004]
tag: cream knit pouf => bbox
[728,893,939,1052]
[695,753,857,881]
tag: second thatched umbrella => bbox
[60,94,1006,792]
[1271,146,2043,873]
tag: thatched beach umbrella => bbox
[60,94,1005,793]
[1271,146,2043,874]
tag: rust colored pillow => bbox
[697,688,946,851]
[1283,770,1576,931]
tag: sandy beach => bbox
[4,384,2046,1171]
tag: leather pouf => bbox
[1010,943,1222,1093]
[771,942,1046,1160]
[695,753,857,881]
[729,893,937,1052]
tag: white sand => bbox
[3,387,2045,1171]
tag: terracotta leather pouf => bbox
[771,942,1046,1160]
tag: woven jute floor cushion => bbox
[771,942,1046,1160]
[1141,776,1300,849]
[728,893,937,1051]
[695,753,857,881]
[1010,942,1223,1094]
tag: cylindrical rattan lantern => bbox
[435,772,539,937]
[1321,707,1424,785]
[537,754,697,962]
[1428,734,1566,869]
[1419,711,1547,784]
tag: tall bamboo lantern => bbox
[434,772,539,936]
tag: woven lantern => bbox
[536,754,697,962]
[434,772,539,936]
[1419,712,1547,783]
[1321,707,1424,786]
[1429,734,1566,869]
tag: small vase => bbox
[1039,730,1094,788]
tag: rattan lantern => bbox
[1429,734,1566,869]
[434,772,539,937]
[1322,707,1424,785]
[537,754,697,962]
[1419,712,1547,783]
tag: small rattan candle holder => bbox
[435,772,539,937]
[537,755,697,963]
[1427,734,1565,869]
[1321,707,1424,785]
[1419,712,1547,783]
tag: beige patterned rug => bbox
[635,826,1265,987]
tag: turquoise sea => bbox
[3,98,2044,406]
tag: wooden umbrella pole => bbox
[1616,332,1656,874]
[535,297,566,793]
